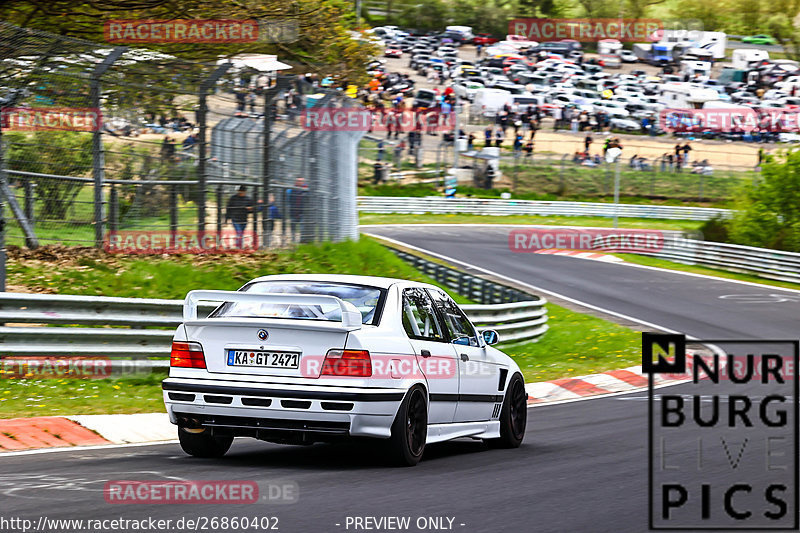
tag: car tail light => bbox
[170,341,206,368]
[321,349,372,377]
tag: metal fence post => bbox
[198,62,232,242]
[262,81,281,249]
[90,46,126,248]
[216,185,223,236]
[0,88,38,249]
[109,185,118,235]
[23,180,34,229]
[0,201,5,292]
[169,185,178,238]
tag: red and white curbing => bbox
[526,351,717,404]
[534,249,624,263]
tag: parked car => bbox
[413,88,438,109]
[385,47,403,58]
[473,33,500,46]
[619,50,638,62]
[163,275,528,466]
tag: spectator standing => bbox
[584,134,593,154]
[225,185,259,249]
[682,142,692,165]
[513,134,523,154]
[484,126,493,148]
[495,128,504,148]
[286,177,308,242]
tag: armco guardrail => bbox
[0,282,548,366]
[645,240,800,284]
[358,196,731,221]
[389,249,548,343]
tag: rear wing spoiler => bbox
[183,290,363,330]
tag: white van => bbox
[446,25,474,42]
[660,83,720,109]
[472,88,514,116]
[732,49,769,70]
[597,39,622,55]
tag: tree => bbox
[727,150,800,252]
[4,130,93,220]
[0,0,375,84]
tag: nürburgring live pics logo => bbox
[644,333,799,530]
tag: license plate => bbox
[226,350,300,369]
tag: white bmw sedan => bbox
[162,274,527,466]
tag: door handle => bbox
[420,349,431,358]
[460,353,469,362]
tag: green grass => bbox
[359,212,705,232]
[507,301,642,382]
[8,237,472,304]
[0,373,166,418]
[506,163,753,206]
[613,253,800,292]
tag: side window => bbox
[427,289,478,346]
[402,288,444,341]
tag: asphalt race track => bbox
[2,224,799,533]
[363,225,800,340]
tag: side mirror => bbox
[482,329,499,346]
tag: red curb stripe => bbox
[0,432,28,450]
[550,378,611,396]
[606,369,648,387]
[0,417,110,451]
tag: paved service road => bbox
[2,224,798,533]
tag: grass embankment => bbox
[358,164,751,208]
[1,237,644,417]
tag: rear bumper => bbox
[162,378,406,439]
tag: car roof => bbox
[248,273,417,289]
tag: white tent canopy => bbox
[218,54,292,72]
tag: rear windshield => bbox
[210,281,385,325]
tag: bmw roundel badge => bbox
[257,329,269,341]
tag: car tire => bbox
[387,386,428,466]
[486,373,527,449]
[178,427,233,458]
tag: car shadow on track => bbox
[174,438,526,470]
